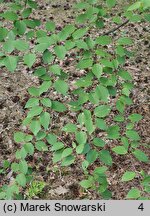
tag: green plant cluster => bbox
[0,0,149,200]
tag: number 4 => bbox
[138,203,144,211]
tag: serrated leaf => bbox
[127,1,141,11]
[61,148,73,159]
[117,37,133,45]
[96,118,107,130]
[28,87,40,97]
[16,173,26,187]
[86,149,98,164]
[30,120,41,136]
[96,36,112,45]
[94,105,111,118]
[14,39,29,51]
[23,53,36,68]
[96,85,109,102]
[99,150,112,166]
[25,98,39,108]
[80,179,92,189]
[92,64,103,78]
[35,141,48,151]
[106,0,116,8]
[27,106,43,118]
[126,130,140,141]
[40,98,52,107]
[51,101,67,112]
[45,21,55,32]
[75,131,87,145]
[121,171,136,181]
[49,64,61,75]
[107,125,120,139]
[58,24,76,41]
[77,58,93,69]
[2,11,18,21]
[54,45,66,60]
[40,112,51,130]
[39,81,52,95]
[83,109,95,134]
[72,28,87,39]
[93,138,105,147]
[54,79,68,95]
[61,155,75,166]
[23,143,34,155]
[132,150,149,162]
[112,146,127,155]
[51,142,64,151]
[14,132,25,143]
[3,40,15,53]
[62,123,77,133]
[128,114,142,122]
[4,56,18,72]
[126,188,141,199]
[19,160,28,174]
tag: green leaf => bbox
[72,28,87,39]
[62,123,77,133]
[132,150,149,162]
[27,106,43,118]
[83,110,95,134]
[99,150,112,166]
[121,171,136,181]
[24,143,34,155]
[61,148,73,159]
[54,79,68,95]
[2,11,18,21]
[118,70,132,81]
[30,120,41,136]
[14,132,25,143]
[35,141,48,151]
[96,85,109,102]
[4,56,18,72]
[51,101,67,112]
[14,20,26,35]
[107,125,120,139]
[77,59,93,69]
[22,8,32,18]
[27,0,38,8]
[94,105,111,118]
[126,188,141,199]
[42,50,54,64]
[58,24,76,41]
[25,98,39,108]
[93,138,105,147]
[28,87,40,97]
[96,36,112,45]
[92,64,103,78]
[19,160,28,174]
[61,155,75,166]
[96,118,107,130]
[34,67,46,77]
[23,53,36,68]
[126,130,140,141]
[16,173,26,187]
[75,131,87,145]
[51,142,64,151]
[127,2,141,11]
[39,81,52,95]
[117,37,133,45]
[106,0,116,8]
[116,100,125,113]
[112,146,127,155]
[45,21,56,32]
[0,27,8,42]
[49,64,61,75]
[54,45,66,60]
[40,98,52,107]
[86,149,98,164]
[80,179,92,189]
[40,112,51,130]
[3,40,15,53]
[14,40,29,51]
[46,133,57,145]
[128,114,142,122]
